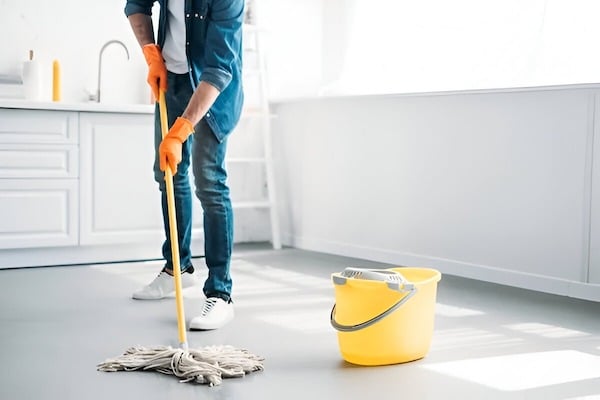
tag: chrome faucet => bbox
[94,40,130,102]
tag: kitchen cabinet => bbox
[0,102,168,268]
[79,112,163,245]
[0,108,79,249]
[79,112,206,255]
[0,179,78,249]
[0,99,271,268]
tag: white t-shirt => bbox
[162,0,188,74]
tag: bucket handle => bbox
[330,271,418,332]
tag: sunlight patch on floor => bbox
[232,274,300,296]
[503,322,590,339]
[235,295,334,309]
[422,350,600,391]
[89,260,166,285]
[90,258,335,296]
[430,328,523,351]
[256,309,333,334]
[435,303,485,317]
[236,263,332,290]
[240,265,333,289]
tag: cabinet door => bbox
[0,144,78,179]
[0,179,78,248]
[0,109,78,144]
[79,112,164,245]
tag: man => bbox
[124,0,244,330]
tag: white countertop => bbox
[0,98,155,114]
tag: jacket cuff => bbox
[124,4,152,17]
[200,67,232,93]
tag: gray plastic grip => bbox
[330,285,418,332]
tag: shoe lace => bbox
[201,298,218,316]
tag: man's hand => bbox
[159,117,194,174]
[142,44,167,100]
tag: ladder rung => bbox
[241,110,276,118]
[233,200,272,209]
[243,24,264,33]
[226,157,266,163]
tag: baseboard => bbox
[0,238,206,269]
[284,234,600,303]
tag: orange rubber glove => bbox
[159,117,195,174]
[142,44,167,100]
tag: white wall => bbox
[253,0,323,100]
[271,85,600,302]
[319,1,600,96]
[0,0,322,103]
[0,0,152,104]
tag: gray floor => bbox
[1,244,599,400]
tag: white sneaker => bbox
[189,297,234,330]
[132,270,198,300]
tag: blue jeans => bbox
[153,72,233,301]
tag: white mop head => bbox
[98,345,264,386]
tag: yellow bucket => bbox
[330,267,441,366]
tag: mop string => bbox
[98,345,264,386]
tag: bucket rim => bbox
[389,267,441,285]
[331,267,441,287]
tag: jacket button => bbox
[186,13,190,18]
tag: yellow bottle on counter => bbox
[52,60,61,102]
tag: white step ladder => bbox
[226,11,281,250]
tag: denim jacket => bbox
[125,0,244,140]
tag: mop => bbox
[97,91,264,386]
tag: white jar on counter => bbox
[22,50,42,101]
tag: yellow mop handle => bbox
[158,90,188,350]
